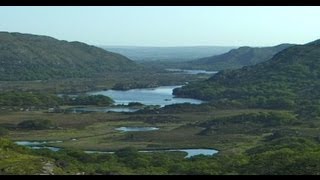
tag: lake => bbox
[166,68,218,75]
[87,85,203,107]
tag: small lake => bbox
[115,127,159,132]
[166,69,218,75]
[87,85,203,107]
[15,141,217,158]
[168,149,218,158]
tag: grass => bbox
[0,108,285,154]
[1,105,316,175]
[0,146,49,175]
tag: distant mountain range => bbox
[0,32,138,81]
[182,43,295,70]
[100,45,236,62]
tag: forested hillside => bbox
[184,44,294,70]
[0,32,139,80]
[174,42,320,114]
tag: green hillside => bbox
[0,138,60,175]
[174,42,320,112]
[0,32,138,80]
[185,44,294,70]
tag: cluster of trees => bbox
[126,102,145,107]
[61,94,114,106]
[0,92,62,108]
[135,103,214,114]
[112,82,158,90]
[17,119,55,130]
[0,119,55,133]
[0,92,114,109]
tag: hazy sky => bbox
[0,6,320,47]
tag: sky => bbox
[0,6,320,47]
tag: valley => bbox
[1,31,320,175]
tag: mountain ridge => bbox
[0,32,138,81]
[186,43,295,70]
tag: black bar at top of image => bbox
[1,0,320,6]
